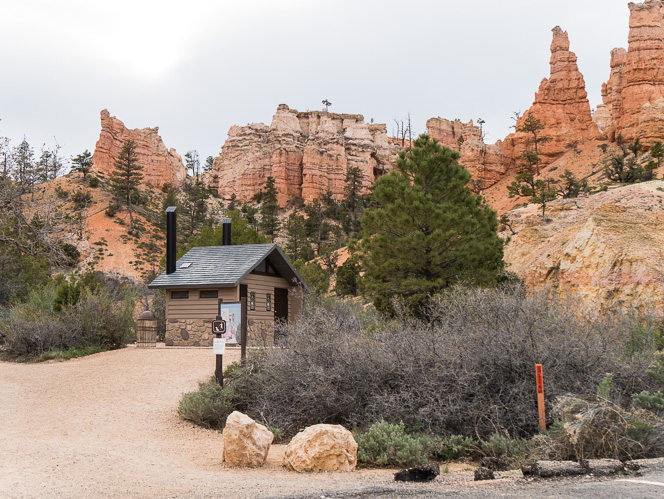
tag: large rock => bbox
[92,110,186,189]
[284,424,357,472]
[222,411,274,467]
[208,104,397,206]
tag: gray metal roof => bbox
[148,244,309,291]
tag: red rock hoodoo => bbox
[502,26,599,169]
[613,0,664,144]
[92,110,186,188]
[209,105,397,206]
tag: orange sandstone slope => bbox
[38,172,164,282]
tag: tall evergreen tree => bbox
[360,134,505,317]
[344,165,365,233]
[304,198,332,256]
[109,139,144,234]
[285,210,314,262]
[259,176,281,241]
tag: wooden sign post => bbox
[536,364,546,430]
[240,297,247,365]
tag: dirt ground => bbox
[0,347,520,498]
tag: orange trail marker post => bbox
[536,364,546,430]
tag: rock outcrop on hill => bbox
[502,181,664,312]
[209,105,397,206]
[92,110,186,189]
[426,117,506,190]
[501,27,599,170]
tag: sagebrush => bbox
[222,286,659,439]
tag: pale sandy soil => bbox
[0,347,519,498]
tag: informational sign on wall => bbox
[219,301,242,345]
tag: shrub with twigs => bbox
[220,285,658,440]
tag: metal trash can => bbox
[136,310,157,348]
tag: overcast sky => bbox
[1,0,631,164]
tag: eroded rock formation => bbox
[617,0,664,143]
[595,48,628,139]
[92,110,186,188]
[502,27,599,169]
[209,105,397,206]
[595,1,664,145]
[426,117,506,190]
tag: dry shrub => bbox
[227,285,658,439]
[531,395,664,461]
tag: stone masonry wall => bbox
[166,318,276,347]
[165,319,214,347]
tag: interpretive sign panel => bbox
[219,301,242,345]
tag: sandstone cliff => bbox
[502,181,664,312]
[209,105,397,206]
[426,117,506,189]
[92,110,186,189]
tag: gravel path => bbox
[0,347,518,498]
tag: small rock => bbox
[474,466,495,481]
[481,456,510,471]
[521,464,534,476]
[394,463,440,482]
[284,424,357,472]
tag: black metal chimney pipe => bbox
[166,206,177,274]
[222,218,232,246]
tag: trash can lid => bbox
[138,310,155,320]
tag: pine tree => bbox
[334,256,360,296]
[360,134,504,317]
[304,198,332,255]
[71,150,93,180]
[284,210,314,262]
[259,176,281,241]
[109,139,144,234]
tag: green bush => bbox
[0,274,136,357]
[105,202,119,217]
[88,176,100,188]
[178,377,234,430]
[356,421,428,467]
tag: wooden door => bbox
[274,287,288,322]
